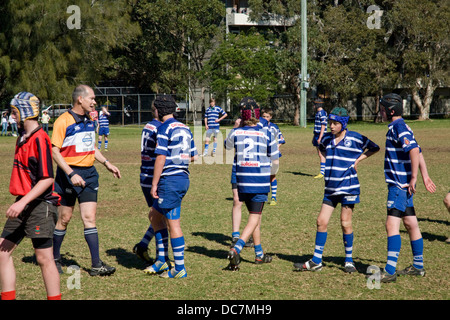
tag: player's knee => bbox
[316,217,328,230]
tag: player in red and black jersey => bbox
[0,92,61,300]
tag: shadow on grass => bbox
[191,231,231,247]
[285,171,314,177]
[106,247,150,270]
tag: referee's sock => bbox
[84,227,100,267]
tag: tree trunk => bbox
[412,78,435,120]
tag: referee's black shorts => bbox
[54,166,99,206]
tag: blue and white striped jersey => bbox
[320,130,379,197]
[140,119,162,188]
[384,118,420,189]
[314,109,328,134]
[225,125,279,194]
[268,122,286,145]
[205,106,226,130]
[98,111,110,128]
[155,118,197,179]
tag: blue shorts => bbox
[98,127,109,136]
[387,185,414,212]
[206,128,220,139]
[238,193,266,214]
[141,186,155,208]
[323,194,360,207]
[152,202,181,220]
[312,133,321,147]
[54,166,99,206]
[155,176,189,210]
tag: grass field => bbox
[0,119,449,301]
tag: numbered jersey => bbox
[51,109,96,167]
[225,125,279,194]
[155,118,197,179]
[140,119,162,188]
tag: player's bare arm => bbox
[151,154,166,198]
[6,177,54,219]
[94,149,121,179]
[418,152,436,193]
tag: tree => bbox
[115,0,224,97]
[387,0,449,119]
[0,0,139,105]
[202,31,279,114]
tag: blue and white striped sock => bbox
[139,225,155,249]
[271,180,277,199]
[312,231,327,265]
[233,239,246,255]
[213,142,217,153]
[204,144,209,155]
[411,238,424,270]
[254,244,264,258]
[343,232,354,263]
[320,162,325,175]
[232,231,240,239]
[385,234,401,275]
[171,236,185,272]
[155,228,169,263]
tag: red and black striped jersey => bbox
[10,126,60,205]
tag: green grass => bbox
[0,119,449,300]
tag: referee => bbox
[51,85,121,276]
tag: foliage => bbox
[202,31,279,109]
[0,0,140,105]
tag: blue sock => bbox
[84,227,100,267]
[171,236,185,271]
[232,231,240,239]
[271,179,277,199]
[213,142,217,153]
[320,162,325,175]
[312,231,327,265]
[385,234,401,275]
[343,232,354,263]
[139,225,155,249]
[155,228,169,263]
[98,140,102,149]
[104,140,108,149]
[204,144,209,154]
[233,239,246,255]
[254,244,263,258]
[53,229,66,260]
[411,238,424,270]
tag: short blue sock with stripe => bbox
[343,232,354,263]
[312,231,327,265]
[385,234,401,275]
[411,238,424,270]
